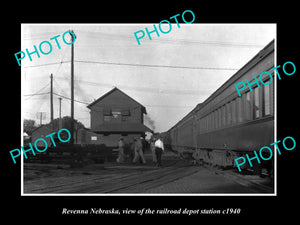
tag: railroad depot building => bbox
[81,87,153,147]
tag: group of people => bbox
[116,135,164,167]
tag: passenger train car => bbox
[164,40,275,173]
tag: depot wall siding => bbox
[90,90,143,131]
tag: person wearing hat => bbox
[150,136,157,163]
[116,137,125,163]
[133,136,146,164]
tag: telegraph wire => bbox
[77,30,265,48]
[24,92,50,97]
[52,92,195,109]
[28,82,50,94]
[54,76,209,96]
[22,29,265,48]
[73,60,238,71]
[23,82,50,100]
[52,92,90,105]
[22,60,238,71]
[23,61,63,69]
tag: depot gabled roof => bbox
[87,87,147,114]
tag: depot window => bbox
[104,115,111,121]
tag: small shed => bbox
[31,125,56,148]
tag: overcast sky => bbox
[21,24,276,132]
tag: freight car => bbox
[165,40,275,174]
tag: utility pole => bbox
[37,112,45,126]
[40,112,43,125]
[70,30,75,144]
[58,97,62,130]
[50,73,54,126]
[58,97,62,119]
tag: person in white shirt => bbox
[154,136,164,167]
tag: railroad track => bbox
[24,159,200,194]
[83,165,200,194]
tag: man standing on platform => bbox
[116,137,125,163]
[133,137,146,164]
[154,136,164,167]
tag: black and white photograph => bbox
[21,23,276,195]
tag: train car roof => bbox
[194,39,274,113]
[166,103,203,132]
[166,39,274,132]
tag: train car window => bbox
[212,112,214,130]
[226,103,231,125]
[254,87,260,119]
[215,110,218,129]
[206,115,209,131]
[209,113,212,131]
[225,105,228,126]
[200,118,202,133]
[213,111,216,130]
[217,109,220,129]
[232,99,236,124]
[221,105,226,127]
[270,81,274,116]
[220,107,223,128]
[207,114,210,132]
[219,108,221,128]
[205,115,208,132]
[263,84,271,116]
[220,108,223,128]
[241,94,246,120]
[200,118,203,133]
[199,118,202,133]
[218,109,220,128]
[203,117,206,132]
[237,97,243,122]
[244,91,251,121]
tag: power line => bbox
[54,76,210,96]
[22,60,238,71]
[24,93,50,102]
[24,82,50,100]
[52,93,90,105]
[52,92,194,109]
[22,30,69,40]
[73,60,238,71]
[27,82,50,95]
[23,61,63,68]
[24,92,50,97]
[77,30,265,48]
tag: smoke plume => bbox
[144,114,156,132]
